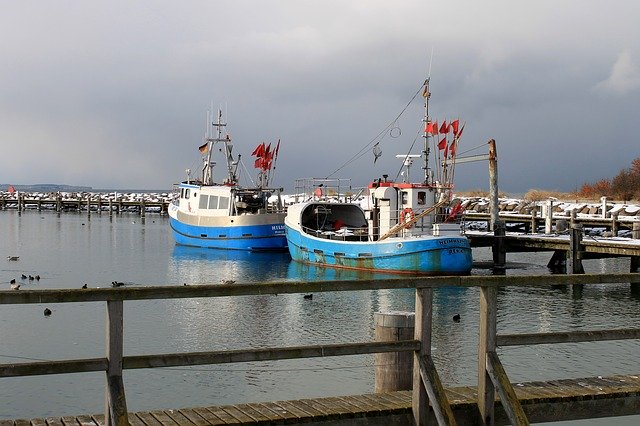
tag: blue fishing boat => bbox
[284,79,472,274]
[169,109,287,251]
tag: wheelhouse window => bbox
[199,194,209,209]
[401,191,408,205]
[418,191,426,205]
[219,196,229,210]
[208,195,219,209]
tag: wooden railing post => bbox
[412,288,431,425]
[105,300,128,426]
[478,284,497,426]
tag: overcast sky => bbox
[1,1,639,193]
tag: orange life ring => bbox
[400,208,415,226]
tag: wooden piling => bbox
[488,139,499,232]
[568,225,585,274]
[611,212,619,236]
[140,199,146,217]
[374,311,414,393]
[492,220,506,271]
[632,223,640,274]
[530,206,537,234]
[545,199,553,234]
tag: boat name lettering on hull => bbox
[448,248,466,254]
[438,239,462,245]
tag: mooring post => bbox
[412,288,432,425]
[601,196,608,218]
[544,199,554,234]
[569,208,576,228]
[492,220,506,272]
[530,206,537,234]
[568,224,585,274]
[478,284,497,425]
[631,223,640,274]
[87,197,91,218]
[611,212,619,237]
[109,199,113,218]
[105,300,128,426]
[374,311,414,393]
[140,198,146,218]
[488,139,499,232]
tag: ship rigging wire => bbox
[324,82,425,179]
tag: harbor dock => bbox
[2,274,640,425]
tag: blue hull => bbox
[285,226,472,275]
[170,217,287,251]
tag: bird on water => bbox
[112,281,124,287]
[304,294,313,300]
[21,274,27,279]
[44,308,52,316]
[453,314,461,322]
[11,282,20,290]
[7,256,19,261]
[82,284,88,289]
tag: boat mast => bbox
[422,78,431,186]
[204,109,237,185]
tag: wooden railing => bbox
[2,273,640,425]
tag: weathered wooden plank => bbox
[148,410,179,425]
[486,351,529,425]
[122,340,419,371]
[76,415,98,426]
[418,354,457,425]
[215,406,255,424]
[291,399,331,418]
[59,417,79,426]
[200,407,240,424]
[0,358,107,378]
[269,400,313,419]
[227,404,266,422]
[497,328,640,346]
[132,412,162,426]
[89,414,104,426]
[298,398,342,416]
[124,413,147,426]
[0,421,14,426]
[105,300,127,426]
[190,407,226,425]
[15,420,32,426]
[315,396,358,415]
[175,409,210,426]
[358,394,400,413]
[478,285,497,425]
[342,395,380,414]
[30,419,47,426]
[412,287,431,426]
[244,403,288,422]
[163,409,195,425]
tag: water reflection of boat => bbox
[169,245,291,284]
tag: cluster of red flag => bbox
[251,140,280,171]
[425,119,465,158]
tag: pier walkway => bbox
[2,274,640,425]
[2,373,640,425]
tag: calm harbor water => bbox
[1,210,640,424]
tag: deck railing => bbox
[2,273,640,425]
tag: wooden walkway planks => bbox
[2,375,639,425]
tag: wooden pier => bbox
[0,193,170,215]
[2,274,640,425]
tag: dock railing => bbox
[2,273,640,425]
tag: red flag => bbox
[437,136,447,150]
[439,120,449,134]
[449,140,456,157]
[425,122,434,134]
[443,142,449,158]
[455,123,465,139]
[254,158,263,169]
[433,120,439,135]
[450,120,459,135]
[198,142,209,154]
[251,143,265,157]
[8,185,15,194]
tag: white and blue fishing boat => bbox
[284,79,472,274]
[169,110,287,251]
